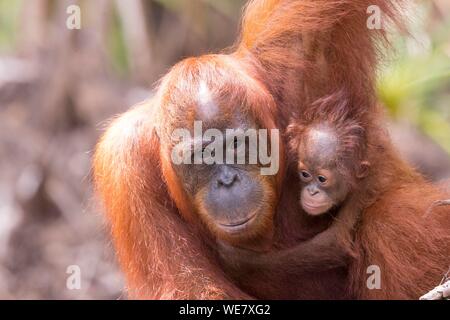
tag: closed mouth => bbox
[302,202,330,213]
[218,212,257,232]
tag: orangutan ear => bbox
[357,161,371,179]
[286,121,300,139]
[286,121,302,159]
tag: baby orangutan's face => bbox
[297,128,351,216]
[298,162,350,215]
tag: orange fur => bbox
[93,0,450,300]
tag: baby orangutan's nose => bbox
[307,186,320,196]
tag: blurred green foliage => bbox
[0,0,21,52]
[107,8,129,77]
[106,0,245,77]
[378,4,450,152]
[155,0,244,17]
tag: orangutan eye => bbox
[318,175,327,184]
[300,170,311,179]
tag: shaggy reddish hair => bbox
[93,0,450,300]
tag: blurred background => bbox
[0,0,448,299]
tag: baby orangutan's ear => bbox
[286,122,302,158]
[356,161,371,179]
[286,121,300,139]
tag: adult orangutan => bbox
[92,0,359,299]
[94,54,352,299]
[93,0,449,300]
[93,55,283,299]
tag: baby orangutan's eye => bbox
[318,175,327,184]
[300,170,311,179]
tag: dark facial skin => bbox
[168,98,277,246]
[204,164,265,232]
[298,127,350,216]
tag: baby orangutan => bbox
[295,120,370,222]
[219,116,372,281]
